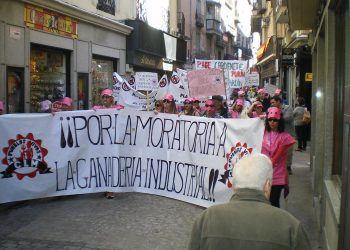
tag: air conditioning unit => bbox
[261,17,270,27]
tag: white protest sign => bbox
[245,72,260,87]
[135,72,158,91]
[0,111,264,207]
[264,83,279,97]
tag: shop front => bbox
[0,0,132,113]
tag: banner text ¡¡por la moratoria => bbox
[55,156,211,200]
[68,114,228,157]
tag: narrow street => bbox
[0,146,321,250]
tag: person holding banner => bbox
[262,107,295,208]
[93,89,124,111]
[187,153,310,250]
[229,99,248,119]
[179,97,200,116]
[162,94,177,114]
[211,95,228,118]
[201,99,222,118]
[154,99,164,113]
[51,97,73,112]
[193,97,202,114]
[93,88,124,199]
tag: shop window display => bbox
[30,50,67,112]
[92,59,114,106]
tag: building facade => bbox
[0,0,132,112]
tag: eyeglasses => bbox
[155,104,162,107]
[268,118,279,122]
[184,101,193,105]
[205,104,215,108]
[163,99,171,103]
[102,95,112,98]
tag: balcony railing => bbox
[251,16,262,33]
[206,19,221,35]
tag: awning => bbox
[256,36,272,59]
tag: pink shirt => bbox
[92,104,124,110]
[230,111,241,118]
[261,130,295,185]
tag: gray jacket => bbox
[294,106,306,126]
[282,104,295,136]
[188,189,310,250]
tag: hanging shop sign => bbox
[24,5,78,39]
[305,73,313,82]
[281,48,295,66]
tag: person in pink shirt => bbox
[247,101,266,119]
[192,97,202,114]
[230,99,244,118]
[92,88,124,199]
[261,107,295,207]
[93,89,124,110]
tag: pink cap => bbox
[163,94,174,101]
[236,99,244,106]
[101,89,113,97]
[185,97,194,103]
[267,107,281,119]
[62,97,73,106]
[255,101,263,108]
[275,88,282,96]
[40,100,52,111]
[0,101,3,111]
[238,90,245,96]
[193,97,199,102]
[257,88,265,94]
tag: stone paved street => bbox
[0,147,321,250]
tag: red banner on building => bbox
[24,5,78,39]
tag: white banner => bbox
[0,111,264,207]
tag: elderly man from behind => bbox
[187,153,310,250]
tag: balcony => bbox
[177,12,185,37]
[252,0,267,15]
[195,13,204,28]
[275,0,289,24]
[206,19,221,35]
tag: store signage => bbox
[282,48,295,66]
[305,73,313,82]
[24,5,78,39]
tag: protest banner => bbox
[187,69,225,97]
[195,59,248,99]
[167,71,189,103]
[0,111,264,207]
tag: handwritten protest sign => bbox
[0,111,264,207]
[135,72,158,91]
[245,72,260,87]
[187,68,225,97]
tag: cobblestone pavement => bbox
[0,193,204,250]
[0,146,321,250]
